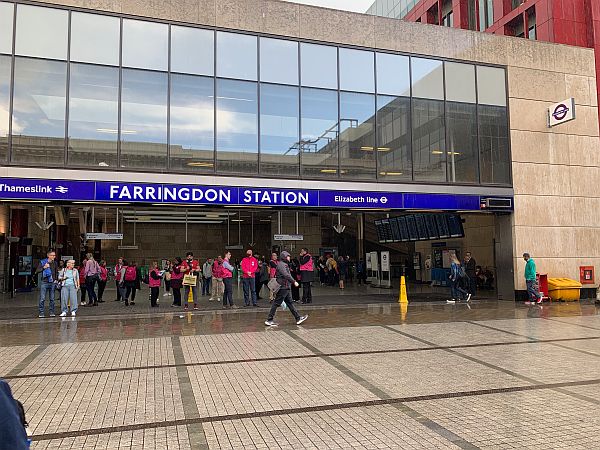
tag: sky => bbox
[287,0,374,13]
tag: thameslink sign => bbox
[0,177,495,211]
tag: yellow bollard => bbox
[398,276,408,304]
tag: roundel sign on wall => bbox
[548,97,576,127]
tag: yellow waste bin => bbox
[547,278,582,302]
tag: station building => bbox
[0,0,598,301]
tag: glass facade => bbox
[0,3,511,187]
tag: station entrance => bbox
[1,201,514,311]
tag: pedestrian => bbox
[299,248,314,304]
[346,256,354,283]
[163,260,172,298]
[35,249,58,318]
[318,256,327,285]
[268,252,278,301]
[97,260,108,303]
[523,253,543,305]
[326,254,338,286]
[58,259,79,317]
[171,257,184,307]
[254,254,264,299]
[356,258,366,285]
[290,257,301,302]
[222,251,236,309]
[202,257,213,297]
[122,260,139,306]
[78,262,87,306]
[447,253,471,304]
[337,256,347,289]
[181,252,200,310]
[0,379,30,449]
[211,256,224,302]
[264,251,308,327]
[83,253,101,307]
[257,256,269,299]
[241,249,259,307]
[149,261,162,307]
[114,257,124,301]
[463,252,477,296]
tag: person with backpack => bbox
[97,260,108,303]
[114,257,124,302]
[299,248,314,304]
[121,260,139,306]
[148,261,162,308]
[0,379,29,449]
[264,251,308,327]
[448,253,471,304]
[83,253,101,307]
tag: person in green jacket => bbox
[523,253,542,304]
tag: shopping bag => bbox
[267,278,281,293]
[183,274,197,286]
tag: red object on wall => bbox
[537,273,549,298]
[580,266,595,284]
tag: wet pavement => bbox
[2,295,600,449]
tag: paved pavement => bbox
[1,298,599,449]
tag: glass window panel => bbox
[300,43,337,89]
[68,63,118,168]
[339,92,376,179]
[171,26,214,76]
[411,57,444,100]
[300,88,338,178]
[376,53,410,96]
[479,105,511,184]
[11,57,66,165]
[0,55,10,161]
[216,79,258,174]
[260,38,298,85]
[122,19,168,71]
[0,2,14,55]
[216,32,257,81]
[376,95,411,181]
[260,84,299,177]
[412,98,446,182]
[15,5,68,60]
[70,12,120,66]
[477,66,506,106]
[120,69,168,169]
[170,74,214,172]
[339,48,375,93]
[445,62,476,103]
[446,102,478,183]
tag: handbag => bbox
[267,277,281,293]
[183,274,197,286]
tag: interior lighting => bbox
[187,161,214,167]
[379,171,403,176]
[431,150,444,155]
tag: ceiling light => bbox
[187,161,214,167]
[431,150,444,155]
[360,146,374,151]
[231,219,244,222]
[379,171,403,176]
[377,147,391,151]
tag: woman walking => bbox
[58,259,79,317]
[171,257,184,307]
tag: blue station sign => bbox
[0,177,509,211]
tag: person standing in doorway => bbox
[83,253,100,307]
[523,253,543,305]
[222,251,236,309]
[241,250,259,307]
[299,248,314,304]
[58,259,79,317]
[181,252,200,310]
[114,257,124,301]
[97,260,108,303]
[171,257,184,307]
[36,249,58,318]
[202,257,213,298]
[148,261,161,307]
[463,252,477,297]
[265,251,308,327]
[356,258,366,285]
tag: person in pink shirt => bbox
[241,249,259,307]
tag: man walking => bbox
[36,249,58,318]
[464,251,477,296]
[202,257,213,297]
[299,248,314,304]
[114,257,124,301]
[265,251,308,327]
[241,250,259,307]
[523,253,543,305]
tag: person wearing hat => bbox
[265,251,308,327]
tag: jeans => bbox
[223,277,234,306]
[150,287,159,307]
[451,279,468,300]
[242,277,257,306]
[97,280,106,301]
[184,285,198,305]
[39,281,55,315]
[172,287,181,306]
[86,275,98,304]
[267,288,301,322]
[60,284,78,313]
[115,280,122,301]
[202,277,212,295]
[302,282,312,303]
[526,279,541,301]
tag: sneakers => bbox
[536,297,543,304]
[466,293,472,302]
[524,301,533,305]
[49,312,56,317]
[264,320,278,327]
[193,305,199,310]
[71,311,76,317]
[38,314,45,318]
[209,297,214,302]
[80,301,87,306]
[446,299,456,304]
[59,312,67,317]
[163,292,169,297]
[296,315,308,325]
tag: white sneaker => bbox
[466,294,472,302]
[209,297,214,302]
[163,293,169,297]
[447,299,456,304]
[80,302,87,306]
[264,320,278,327]
[296,315,308,325]
[59,312,67,317]
[71,311,76,317]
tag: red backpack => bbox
[124,266,137,282]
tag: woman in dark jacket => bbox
[289,258,301,302]
[170,257,184,307]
